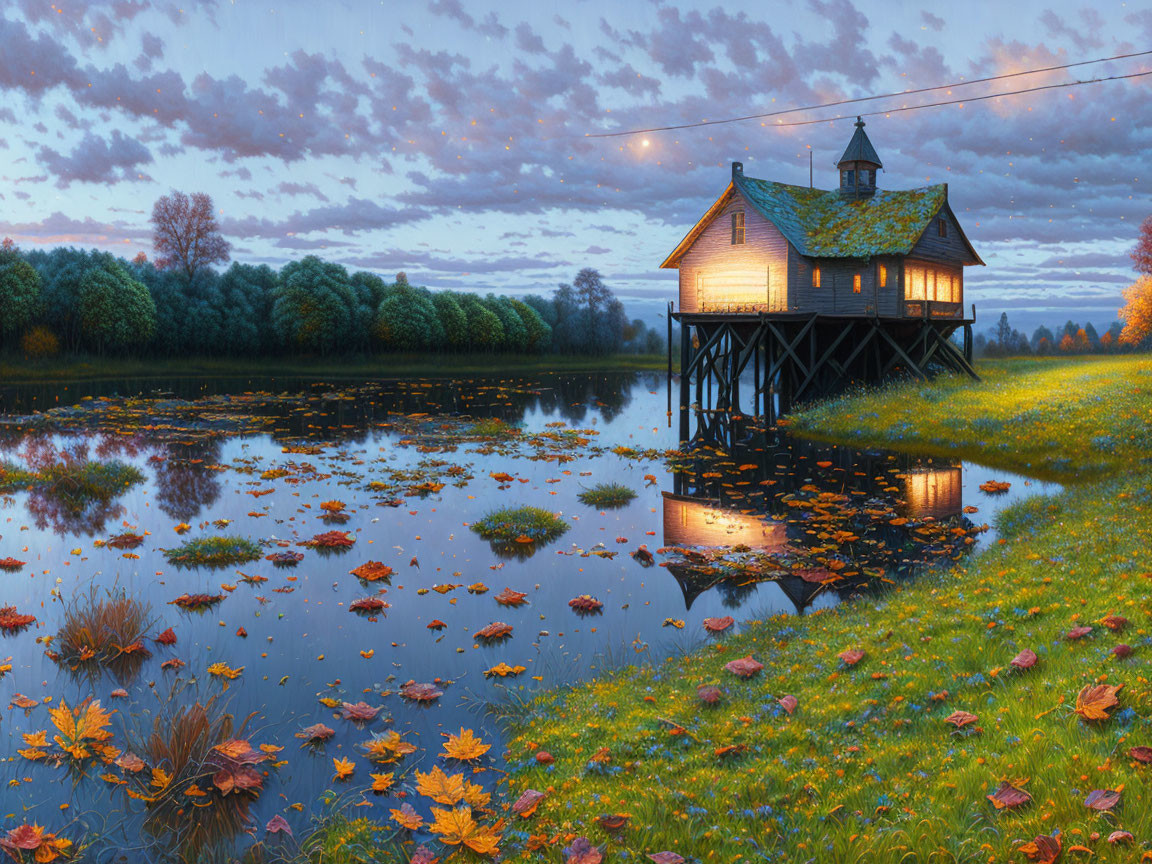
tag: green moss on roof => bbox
[736,175,946,258]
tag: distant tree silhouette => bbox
[1133,215,1152,275]
[151,191,231,279]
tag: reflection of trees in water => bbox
[153,441,224,522]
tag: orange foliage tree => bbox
[1118,275,1152,346]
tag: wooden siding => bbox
[678,192,789,313]
[909,204,979,266]
[788,251,876,315]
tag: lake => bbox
[0,372,1058,862]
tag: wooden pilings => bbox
[676,312,978,446]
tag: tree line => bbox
[0,191,663,360]
[976,314,1136,358]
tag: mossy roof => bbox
[735,174,947,259]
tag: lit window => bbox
[812,267,821,288]
[937,217,947,237]
[852,274,861,294]
[878,264,887,287]
[731,211,745,245]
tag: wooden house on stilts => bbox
[663,117,983,442]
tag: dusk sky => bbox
[1,0,1149,335]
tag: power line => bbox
[769,68,1152,128]
[584,49,1152,138]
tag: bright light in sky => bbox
[642,139,650,148]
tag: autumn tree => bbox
[1118,275,1152,346]
[1133,215,1152,275]
[271,256,359,354]
[151,191,231,279]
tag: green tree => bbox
[483,295,527,351]
[76,262,156,353]
[460,296,503,350]
[271,256,359,354]
[0,243,42,340]
[375,283,444,351]
[510,299,551,353]
[433,292,469,350]
[215,262,277,355]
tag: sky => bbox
[0,0,1149,337]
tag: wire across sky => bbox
[584,48,1152,138]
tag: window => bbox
[846,170,855,186]
[731,211,745,245]
[937,217,948,237]
[878,264,887,287]
[852,274,862,294]
[904,263,961,303]
[812,267,821,288]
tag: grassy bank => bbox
[501,355,1152,863]
[787,355,1152,482]
[0,352,667,384]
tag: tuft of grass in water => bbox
[127,690,260,863]
[471,506,568,558]
[290,812,404,863]
[57,586,152,669]
[501,355,1152,864]
[0,458,143,509]
[163,535,262,567]
[577,481,637,509]
[469,417,520,439]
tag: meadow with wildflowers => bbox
[501,356,1152,863]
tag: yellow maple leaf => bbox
[415,765,467,805]
[333,756,355,780]
[363,731,416,763]
[462,779,491,809]
[22,730,48,748]
[207,662,243,680]
[429,805,501,855]
[442,727,492,761]
[50,699,113,746]
[390,805,424,831]
[370,772,395,794]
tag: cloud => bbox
[0,211,149,244]
[276,181,330,202]
[38,130,153,187]
[220,198,428,239]
[920,10,945,31]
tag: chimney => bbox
[732,161,743,180]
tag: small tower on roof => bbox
[837,116,882,199]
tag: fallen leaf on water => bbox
[442,728,490,761]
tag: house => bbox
[661,117,983,319]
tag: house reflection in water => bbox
[662,492,785,550]
[901,465,963,520]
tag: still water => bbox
[0,373,1057,861]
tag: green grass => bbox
[0,352,667,384]
[162,535,263,567]
[0,459,143,508]
[470,506,569,557]
[786,355,1152,481]
[501,354,1152,863]
[577,482,638,509]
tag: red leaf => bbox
[987,781,1032,809]
[1112,643,1133,658]
[648,854,685,864]
[779,695,798,715]
[400,681,443,702]
[340,701,380,722]
[494,587,528,606]
[703,616,734,633]
[296,723,335,743]
[1101,614,1128,631]
[1010,648,1037,669]
[1019,834,1060,863]
[1066,625,1092,640]
[1083,788,1120,810]
[1127,745,1152,763]
[944,710,979,729]
[568,595,603,613]
[724,655,763,679]
[697,685,722,705]
[474,621,513,641]
[838,649,865,666]
[1108,830,1134,844]
[266,814,292,836]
